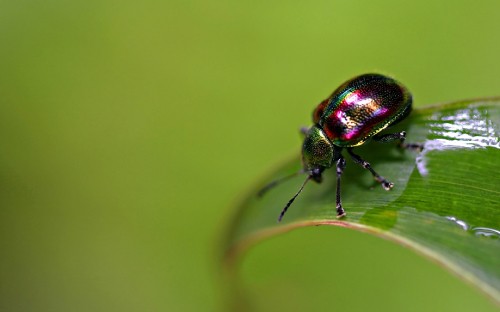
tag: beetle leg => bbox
[335,156,347,218]
[347,148,394,191]
[373,131,423,151]
[299,126,309,136]
[373,131,406,144]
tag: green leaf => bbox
[223,98,500,303]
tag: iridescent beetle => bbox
[259,73,422,222]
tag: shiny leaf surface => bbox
[224,98,500,303]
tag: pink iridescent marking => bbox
[319,76,408,147]
[344,92,360,105]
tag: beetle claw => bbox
[336,205,346,218]
[382,181,394,190]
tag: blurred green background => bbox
[0,1,499,311]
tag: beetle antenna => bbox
[278,175,312,222]
[257,169,306,197]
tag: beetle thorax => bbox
[301,126,334,171]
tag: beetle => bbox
[259,73,422,222]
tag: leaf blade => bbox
[224,98,500,303]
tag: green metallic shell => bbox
[317,74,412,147]
[302,126,334,170]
